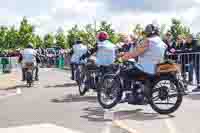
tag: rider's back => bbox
[96,40,116,66]
[21,48,37,64]
[71,43,88,64]
[138,36,166,74]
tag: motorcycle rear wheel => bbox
[26,71,33,87]
[149,75,183,114]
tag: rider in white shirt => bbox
[70,39,88,80]
[80,31,117,66]
[121,24,167,75]
[19,43,40,81]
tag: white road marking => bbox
[16,88,22,95]
[113,120,139,133]
[0,123,83,133]
[101,122,111,133]
[164,119,179,133]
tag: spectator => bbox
[129,34,138,51]
[118,34,135,53]
[166,35,184,61]
[172,35,185,51]
[163,31,173,51]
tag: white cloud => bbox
[105,0,200,13]
[0,0,200,35]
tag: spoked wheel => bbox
[26,71,33,87]
[78,73,88,96]
[97,75,122,109]
[149,76,183,114]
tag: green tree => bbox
[33,35,43,48]
[0,26,8,51]
[43,33,54,48]
[170,18,190,40]
[66,25,80,48]
[4,26,19,49]
[18,17,35,48]
[55,31,67,48]
[82,24,96,47]
[98,21,119,43]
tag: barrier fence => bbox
[0,54,71,73]
[166,52,200,86]
[0,57,20,73]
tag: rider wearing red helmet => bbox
[96,31,110,42]
[80,31,117,66]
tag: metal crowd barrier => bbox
[166,52,200,85]
[0,57,20,73]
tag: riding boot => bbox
[22,68,26,81]
[71,64,75,80]
[35,66,39,81]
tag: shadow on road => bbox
[113,110,175,121]
[45,83,77,88]
[80,106,111,122]
[80,106,175,123]
[186,93,200,100]
[51,94,97,103]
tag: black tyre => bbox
[149,75,183,114]
[97,75,122,109]
[26,72,33,87]
[78,74,88,96]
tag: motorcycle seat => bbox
[156,63,181,74]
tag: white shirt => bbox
[71,43,88,64]
[21,48,37,65]
[96,40,116,66]
[138,36,167,74]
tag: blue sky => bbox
[0,0,200,35]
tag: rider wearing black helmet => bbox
[121,24,166,75]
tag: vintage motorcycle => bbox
[78,57,117,96]
[97,59,183,114]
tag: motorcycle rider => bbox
[80,31,117,68]
[19,43,40,81]
[70,38,88,80]
[119,24,166,103]
[121,24,167,75]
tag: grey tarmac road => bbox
[0,68,200,133]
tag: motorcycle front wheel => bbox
[149,75,183,114]
[78,73,88,96]
[97,75,122,109]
